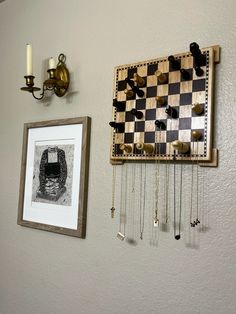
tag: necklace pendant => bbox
[110,207,115,218]
[154,218,159,227]
[117,232,125,241]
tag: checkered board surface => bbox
[111,47,215,162]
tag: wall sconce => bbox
[21,44,70,100]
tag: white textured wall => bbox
[0,1,236,314]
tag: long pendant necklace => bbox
[196,140,200,225]
[173,150,182,240]
[190,144,195,227]
[154,130,161,227]
[110,165,116,218]
[165,160,170,224]
[164,136,170,224]
[117,164,127,240]
[178,160,183,239]
[140,161,146,240]
[190,140,200,227]
[126,162,137,244]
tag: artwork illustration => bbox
[31,144,74,206]
[18,117,91,238]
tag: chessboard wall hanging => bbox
[109,43,220,242]
[109,42,220,165]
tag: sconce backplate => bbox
[54,64,70,97]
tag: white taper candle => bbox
[26,44,33,76]
[49,57,56,70]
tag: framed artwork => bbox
[17,117,91,238]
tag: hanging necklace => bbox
[173,150,182,240]
[190,142,195,227]
[126,162,137,244]
[117,164,127,240]
[178,160,183,239]
[110,165,116,218]
[164,133,170,224]
[139,161,146,240]
[165,160,170,224]
[190,137,201,227]
[154,130,161,227]
[195,140,200,225]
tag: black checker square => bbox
[124,133,134,144]
[136,98,146,110]
[125,111,135,122]
[180,93,192,105]
[114,144,123,155]
[192,79,206,92]
[168,83,180,95]
[158,73,169,85]
[146,86,157,98]
[145,109,156,120]
[155,119,167,130]
[127,67,137,78]
[117,80,127,91]
[144,132,155,143]
[135,121,145,132]
[168,57,181,72]
[191,129,205,142]
[191,103,205,117]
[134,145,144,155]
[139,76,147,88]
[155,143,167,155]
[167,130,178,142]
[126,92,136,101]
[114,101,126,112]
[180,68,193,81]
[179,117,192,130]
[147,63,158,75]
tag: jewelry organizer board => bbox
[110,45,220,166]
[109,43,220,242]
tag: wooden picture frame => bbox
[18,117,91,238]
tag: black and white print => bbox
[32,144,74,206]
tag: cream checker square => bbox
[180,81,192,94]
[192,66,206,80]
[156,108,167,119]
[155,131,166,143]
[192,91,206,104]
[134,132,144,143]
[125,122,134,133]
[181,56,193,69]
[126,100,136,111]
[158,61,168,73]
[191,116,205,129]
[146,75,157,87]
[145,121,155,132]
[190,142,204,155]
[157,84,168,96]
[117,91,126,102]
[116,112,125,122]
[146,98,156,109]
[167,118,179,130]
[169,71,180,83]
[118,69,127,81]
[114,133,123,144]
[178,129,191,142]
[179,105,192,117]
[137,65,147,77]
[168,95,180,106]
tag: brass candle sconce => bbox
[21,52,70,100]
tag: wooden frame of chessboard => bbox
[110,44,220,166]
